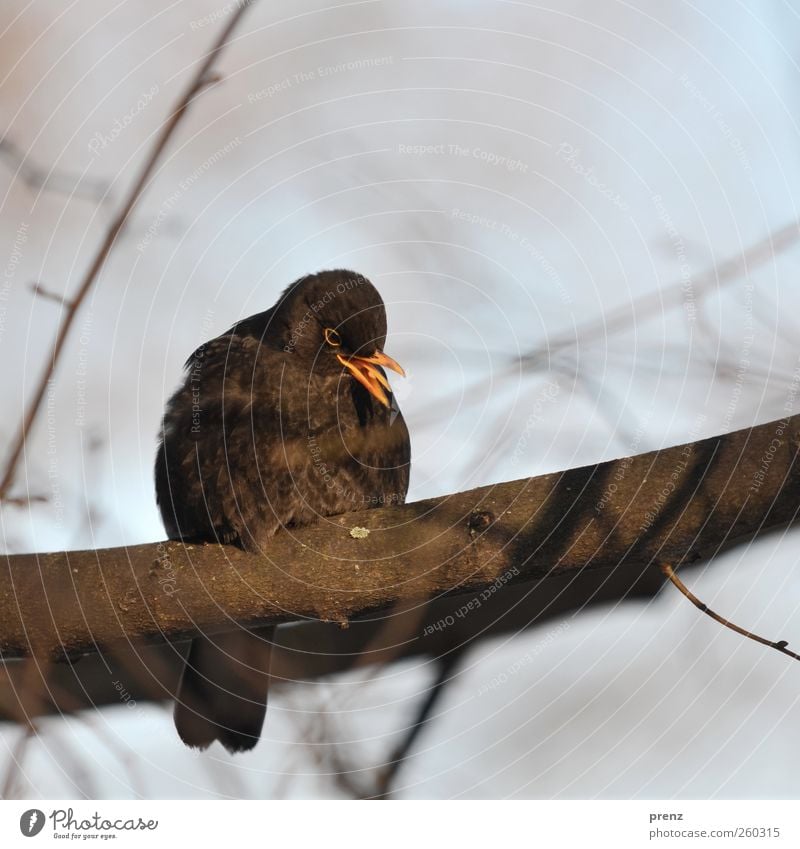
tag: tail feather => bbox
[174,626,275,753]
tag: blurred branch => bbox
[421,221,800,437]
[0,136,110,201]
[1,413,798,662]
[28,282,73,308]
[372,651,462,799]
[519,220,800,371]
[0,1,256,501]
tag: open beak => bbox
[337,349,405,407]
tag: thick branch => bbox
[1,414,798,662]
[0,562,669,720]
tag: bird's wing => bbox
[157,333,284,548]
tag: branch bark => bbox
[1,413,798,662]
[0,561,669,720]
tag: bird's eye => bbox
[324,328,342,347]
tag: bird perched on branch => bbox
[155,270,410,752]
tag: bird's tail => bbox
[174,626,275,753]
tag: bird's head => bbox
[276,270,405,407]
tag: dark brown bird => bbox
[155,270,410,752]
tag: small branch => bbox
[0,2,256,501]
[2,494,48,508]
[416,222,800,431]
[372,652,462,799]
[0,137,111,202]
[196,71,224,94]
[28,282,73,308]
[519,220,800,370]
[660,563,800,662]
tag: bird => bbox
[154,270,410,753]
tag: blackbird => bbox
[155,270,410,752]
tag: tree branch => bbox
[660,562,800,660]
[1,413,798,662]
[371,651,463,799]
[0,559,667,720]
[0,1,256,500]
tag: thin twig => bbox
[418,220,800,431]
[371,651,462,799]
[28,282,73,308]
[520,220,800,370]
[0,137,111,201]
[2,494,47,508]
[0,3,256,500]
[660,563,800,662]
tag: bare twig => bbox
[2,494,48,508]
[0,137,110,201]
[0,2,256,500]
[519,220,800,370]
[372,651,462,799]
[419,221,800,432]
[28,282,73,308]
[660,563,800,662]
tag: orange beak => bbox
[337,349,405,407]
